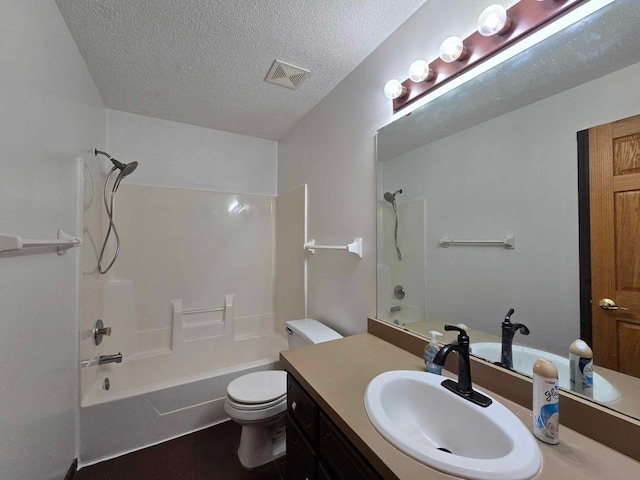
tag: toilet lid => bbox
[227,371,287,404]
[226,395,287,411]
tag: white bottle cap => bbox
[533,358,558,379]
[569,339,593,359]
[429,331,442,342]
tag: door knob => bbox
[598,298,629,311]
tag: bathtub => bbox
[79,333,288,466]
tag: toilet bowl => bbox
[224,371,288,468]
[224,318,342,468]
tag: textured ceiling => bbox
[56,0,427,140]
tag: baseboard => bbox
[64,459,78,480]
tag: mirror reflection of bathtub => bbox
[470,342,619,404]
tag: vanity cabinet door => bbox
[318,462,336,480]
[288,374,318,443]
[286,414,317,480]
[318,412,381,480]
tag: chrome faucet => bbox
[500,308,530,369]
[99,353,123,365]
[433,325,492,408]
[81,353,123,368]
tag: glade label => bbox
[545,384,559,402]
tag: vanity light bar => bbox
[388,0,587,112]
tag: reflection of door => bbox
[589,114,640,377]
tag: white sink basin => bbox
[365,370,541,480]
[470,342,619,404]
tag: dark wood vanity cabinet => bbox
[286,374,382,480]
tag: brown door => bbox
[590,113,640,377]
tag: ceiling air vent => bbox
[265,60,310,90]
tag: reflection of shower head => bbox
[384,189,403,204]
[384,189,403,261]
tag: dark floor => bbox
[77,421,286,480]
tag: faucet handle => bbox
[444,324,469,344]
[93,319,112,345]
[503,308,515,324]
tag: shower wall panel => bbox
[109,185,275,353]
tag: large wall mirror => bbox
[376,0,640,421]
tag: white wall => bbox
[277,0,497,334]
[0,2,106,479]
[275,185,307,334]
[107,109,277,196]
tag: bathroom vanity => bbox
[280,333,640,480]
[286,374,381,479]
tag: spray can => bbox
[569,339,593,398]
[533,358,559,445]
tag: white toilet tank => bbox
[285,318,343,349]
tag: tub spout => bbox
[99,353,123,365]
[81,352,123,368]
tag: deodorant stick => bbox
[532,358,559,445]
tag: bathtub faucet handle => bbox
[98,326,112,336]
[93,319,112,345]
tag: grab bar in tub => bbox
[182,306,225,315]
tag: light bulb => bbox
[408,60,434,82]
[477,4,511,36]
[384,79,406,100]
[439,36,467,63]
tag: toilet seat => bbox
[225,395,287,422]
[227,371,287,404]
[225,371,288,423]
[226,393,286,411]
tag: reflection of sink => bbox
[471,343,619,404]
[364,370,541,480]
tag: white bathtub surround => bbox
[79,182,287,464]
[133,312,278,356]
[79,333,287,465]
[171,295,235,349]
[106,185,275,335]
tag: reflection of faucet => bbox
[501,308,530,369]
[434,325,492,407]
[390,306,401,314]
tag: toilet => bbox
[224,318,342,468]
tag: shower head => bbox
[95,148,139,178]
[114,159,139,177]
[384,189,403,203]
